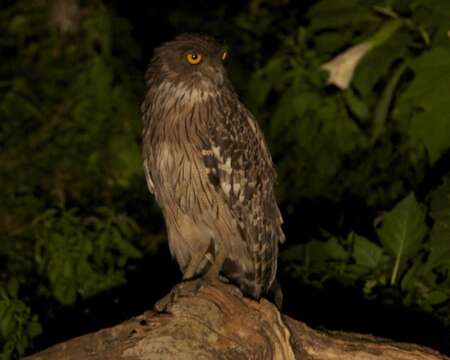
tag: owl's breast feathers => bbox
[142,80,284,298]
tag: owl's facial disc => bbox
[151,34,230,90]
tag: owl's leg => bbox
[154,240,210,312]
[204,243,226,280]
[199,246,243,297]
[154,245,241,312]
[182,248,209,280]
[179,245,242,296]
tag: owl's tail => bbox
[221,241,278,301]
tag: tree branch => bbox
[25,286,449,359]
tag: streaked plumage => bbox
[142,33,285,301]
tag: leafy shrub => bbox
[227,0,450,330]
[1,0,450,356]
[244,0,450,207]
[0,289,41,360]
[0,1,145,355]
[0,0,142,218]
[283,182,450,324]
[33,208,142,305]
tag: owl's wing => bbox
[143,161,155,194]
[201,100,285,298]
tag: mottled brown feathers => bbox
[142,33,284,300]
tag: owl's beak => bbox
[214,70,225,87]
[204,62,225,88]
[215,70,227,88]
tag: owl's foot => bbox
[154,279,201,312]
[154,276,242,312]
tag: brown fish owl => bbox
[142,34,285,307]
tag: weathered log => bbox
[25,285,449,359]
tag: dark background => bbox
[1,0,450,358]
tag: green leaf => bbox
[28,315,42,339]
[111,228,142,259]
[396,46,450,164]
[0,308,13,337]
[353,31,410,97]
[426,290,449,306]
[308,0,373,34]
[352,232,383,269]
[303,238,348,263]
[0,294,40,359]
[427,242,450,270]
[249,56,286,106]
[427,178,450,269]
[377,193,428,285]
[324,237,349,261]
[282,237,348,266]
[6,278,19,297]
[342,89,370,122]
[411,0,450,45]
[429,177,450,245]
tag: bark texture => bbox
[25,285,449,360]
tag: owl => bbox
[142,34,285,309]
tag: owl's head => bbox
[147,33,229,89]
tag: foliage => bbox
[0,289,41,360]
[0,0,142,218]
[1,0,450,356]
[282,187,450,325]
[243,0,450,206]
[0,1,147,357]
[33,208,142,305]
[377,193,427,286]
[395,46,450,164]
[231,0,450,335]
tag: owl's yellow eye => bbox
[186,52,203,65]
[221,50,228,61]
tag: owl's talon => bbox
[153,278,203,312]
[154,293,173,312]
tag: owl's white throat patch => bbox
[157,80,216,107]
